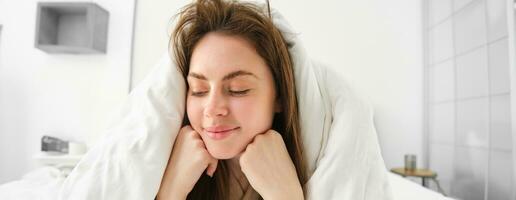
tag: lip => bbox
[204,126,239,140]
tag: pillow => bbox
[58,9,392,200]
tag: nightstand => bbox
[390,167,437,187]
[34,153,84,176]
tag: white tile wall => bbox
[456,47,488,99]
[452,146,488,200]
[457,97,489,148]
[490,94,512,151]
[486,0,508,42]
[430,20,454,64]
[430,60,454,102]
[489,38,510,95]
[430,102,455,144]
[427,0,514,199]
[429,180,452,198]
[429,0,452,27]
[454,0,475,12]
[454,0,486,54]
[488,150,513,200]
[429,143,454,194]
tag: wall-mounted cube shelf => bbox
[35,2,109,54]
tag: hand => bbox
[157,125,218,200]
[239,130,304,200]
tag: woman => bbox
[157,0,307,199]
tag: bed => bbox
[0,166,454,200]
[388,172,454,200]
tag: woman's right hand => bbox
[157,125,218,200]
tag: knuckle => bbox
[186,130,198,139]
[268,130,282,139]
[246,142,255,149]
[178,126,193,138]
[180,125,193,133]
[254,134,264,141]
[267,129,279,136]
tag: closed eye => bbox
[229,89,250,96]
[190,91,208,97]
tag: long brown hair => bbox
[170,0,307,199]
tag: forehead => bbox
[189,32,269,79]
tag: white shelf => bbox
[34,153,84,167]
[35,2,109,54]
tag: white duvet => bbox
[10,10,394,200]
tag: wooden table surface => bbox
[390,167,437,178]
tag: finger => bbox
[249,131,267,145]
[191,129,202,138]
[182,125,193,131]
[248,132,264,145]
[178,126,194,139]
[265,129,280,136]
[206,158,218,177]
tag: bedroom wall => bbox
[0,0,135,184]
[425,0,514,199]
[131,0,424,171]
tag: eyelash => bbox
[190,91,208,96]
[190,89,250,97]
[229,89,250,96]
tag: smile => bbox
[204,126,240,140]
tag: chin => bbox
[206,146,237,160]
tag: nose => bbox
[204,92,229,118]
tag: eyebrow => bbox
[188,70,258,81]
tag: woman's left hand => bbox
[239,130,304,200]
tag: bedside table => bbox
[34,153,84,176]
[390,167,437,187]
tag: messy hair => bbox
[170,0,307,199]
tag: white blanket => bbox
[56,10,393,200]
[389,172,455,200]
[0,167,65,200]
[1,168,454,200]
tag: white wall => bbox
[426,0,514,198]
[0,0,135,184]
[132,0,424,170]
[131,0,190,87]
[273,0,424,170]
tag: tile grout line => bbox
[482,0,492,199]
[429,29,507,68]
[430,91,511,105]
[429,141,513,152]
[450,0,459,198]
[423,0,430,171]
[427,0,482,30]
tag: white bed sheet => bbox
[0,167,64,200]
[388,172,455,200]
[0,167,455,200]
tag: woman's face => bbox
[186,32,279,160]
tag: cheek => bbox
[230,96,275,134]
[186,97,203,129]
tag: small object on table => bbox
[404,154,417,170]
[42,135,69,153]
[38,135,87,176]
